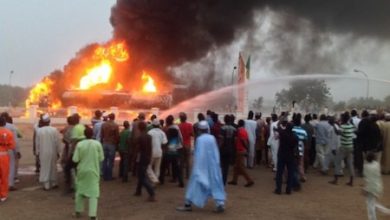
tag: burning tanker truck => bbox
[26,41,177,111]
[61,85,173,109]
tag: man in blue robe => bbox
[176,121,226,213]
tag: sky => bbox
[0,0,116,87]
[0,1,389,102]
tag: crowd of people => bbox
[0,109,390,219]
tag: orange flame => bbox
[115,83,123,91]
[142,71,157,93]
[50,100,62,110]
[94,42,129,62]
[77,42,129,90]
[79,61,112,90]
[26,77,62,108]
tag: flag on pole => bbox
[237,53,246,114]
[246,55,251,79]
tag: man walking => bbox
[73,126,104,220]
[178,112,193,179]
[118,121,131,182]
[378,114,390,174]
[0,116,15,202]
[274,122,298,195]
[134,121,155,201]
[61,115,76,194]
[329,113,355,186]
[292,114,308,183]
[1,112,19,191]
[35,114,61,190]
[176,121,226,213]
[314,114,331,175]
[228,120,254,187]
[101,113,119,181]
[268,114,280,172]
[245,111,257,168]
[219,115,236,185]
[357,112,383,169]
[147,119,167,185]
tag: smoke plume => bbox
[37,1,390,105]
[110,0,390,72]
[109,0,390,97]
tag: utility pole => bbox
[9,70,14,107]
[353,69,369,99]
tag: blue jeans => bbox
[103,144,116,180]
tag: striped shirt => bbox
[293,126,308,141]
[340,123,355,148]
[293,126,308,156]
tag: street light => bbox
[9,70,14,86]
[353,69,369,99]
[231,66,237,85]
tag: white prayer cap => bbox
[152,118,160,126]
[369,110,378,115]
[102,111,109,118]
[42,113,50,122]
[385,113,390,119]
[198,120,209,130]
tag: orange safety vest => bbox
[0,128,15,153]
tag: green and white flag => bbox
[245,55,251,79]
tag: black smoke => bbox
[110,0,390,76]
[110,0,260,78]
[34,1,390,106]
[266,0,390,39]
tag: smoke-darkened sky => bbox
[0,0,116,87]
[1,0,389,100]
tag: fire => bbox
[25,40,172,112]
[78,42,129,90]
[50,100,62,110]
[115,83,123,91]
[79,61,112,90]
[94,42,129,62]
[142,71,157,93]
[26,77,58,107]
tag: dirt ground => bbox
[1,123,389,220]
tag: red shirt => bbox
[236,127,249,153]
[178,122,193,147]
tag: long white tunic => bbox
[245,120,257,167]
[36,126,61,183]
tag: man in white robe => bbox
[176,121,226,213]
[35,114,61,190]
[268,114,280,172]
[245,111,257,168]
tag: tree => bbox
[251,96,263,111]
[384,95,390,111]
[275,79,331,112]
[0,84,29,107]
[333,101,347,112]
[347,97,383,110]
